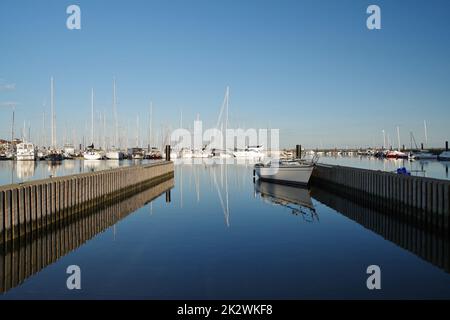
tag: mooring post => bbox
[165,145,171,161]
[446,141,449,151]
[421,143,424,150]
[165,190,171,203]
[296,145,302,159]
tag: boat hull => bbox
[16,154,35,161]
[106,151,124,160]
[83,153,103,160]
[439,151,450,160]
[255,164,314,186]
[233,151,263,159]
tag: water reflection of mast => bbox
[195,165,200,203]
[180,164,183,208]
[212,165,230,227]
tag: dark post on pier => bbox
[296,145,302,159]
[446,141,449,151]
[165,145,171,161]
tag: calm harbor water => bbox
[0,158,450,299]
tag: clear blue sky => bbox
[1,0,449,149]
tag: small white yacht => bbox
[439,151,450,160]
[63,144,76,159]
[254,158,317,186]
[191,149,210,158]
[233,145,264,159]
[145,147,162,159]
[129,147,145,160]
[180,148,194,158]
[106,148,124,160]
[408,150,437,160]
[16,142,36,161]
[83,145,104,160]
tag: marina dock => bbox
[0,176,174,293]
[0,161,174,244]
[311,164,450,229]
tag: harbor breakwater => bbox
[0,161,174,244]
[311,164,450,230]
[0,176,174,293]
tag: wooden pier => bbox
[0,176,174,293]
[311,164,450,229]
[0,161,174,244]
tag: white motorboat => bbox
[129,147,145,160]
[191,149,210,158]
[106,149,124,160]
[83,149,104,160]
[37,149,48,160]
[0,149,14,160]
[63,143,76,159]
[408,150,437,160]
[438,151,450,160]
[234,145,264,159]
[254,158,316,186]
[145,147,162,159]
[180,148,193,158]
[16,142,36,161]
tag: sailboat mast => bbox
[113,78,118,148]
[91,88,94,145]
[397,126,401,151]
[225,86,229,148]
[424,120,428,146]
[11,105,15,145]
[149,102,153,148]
[42,110,46,147]
[50,76,55,149]
[136,115,139,147]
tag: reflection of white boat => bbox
[84,159,102,171]
[408,150,437,160]
[255,180,316,219]
[16,142,36,161]
[255,159,315,186]
[234,145,264,159]
[16,161,36,179]
[105,159,120,169]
